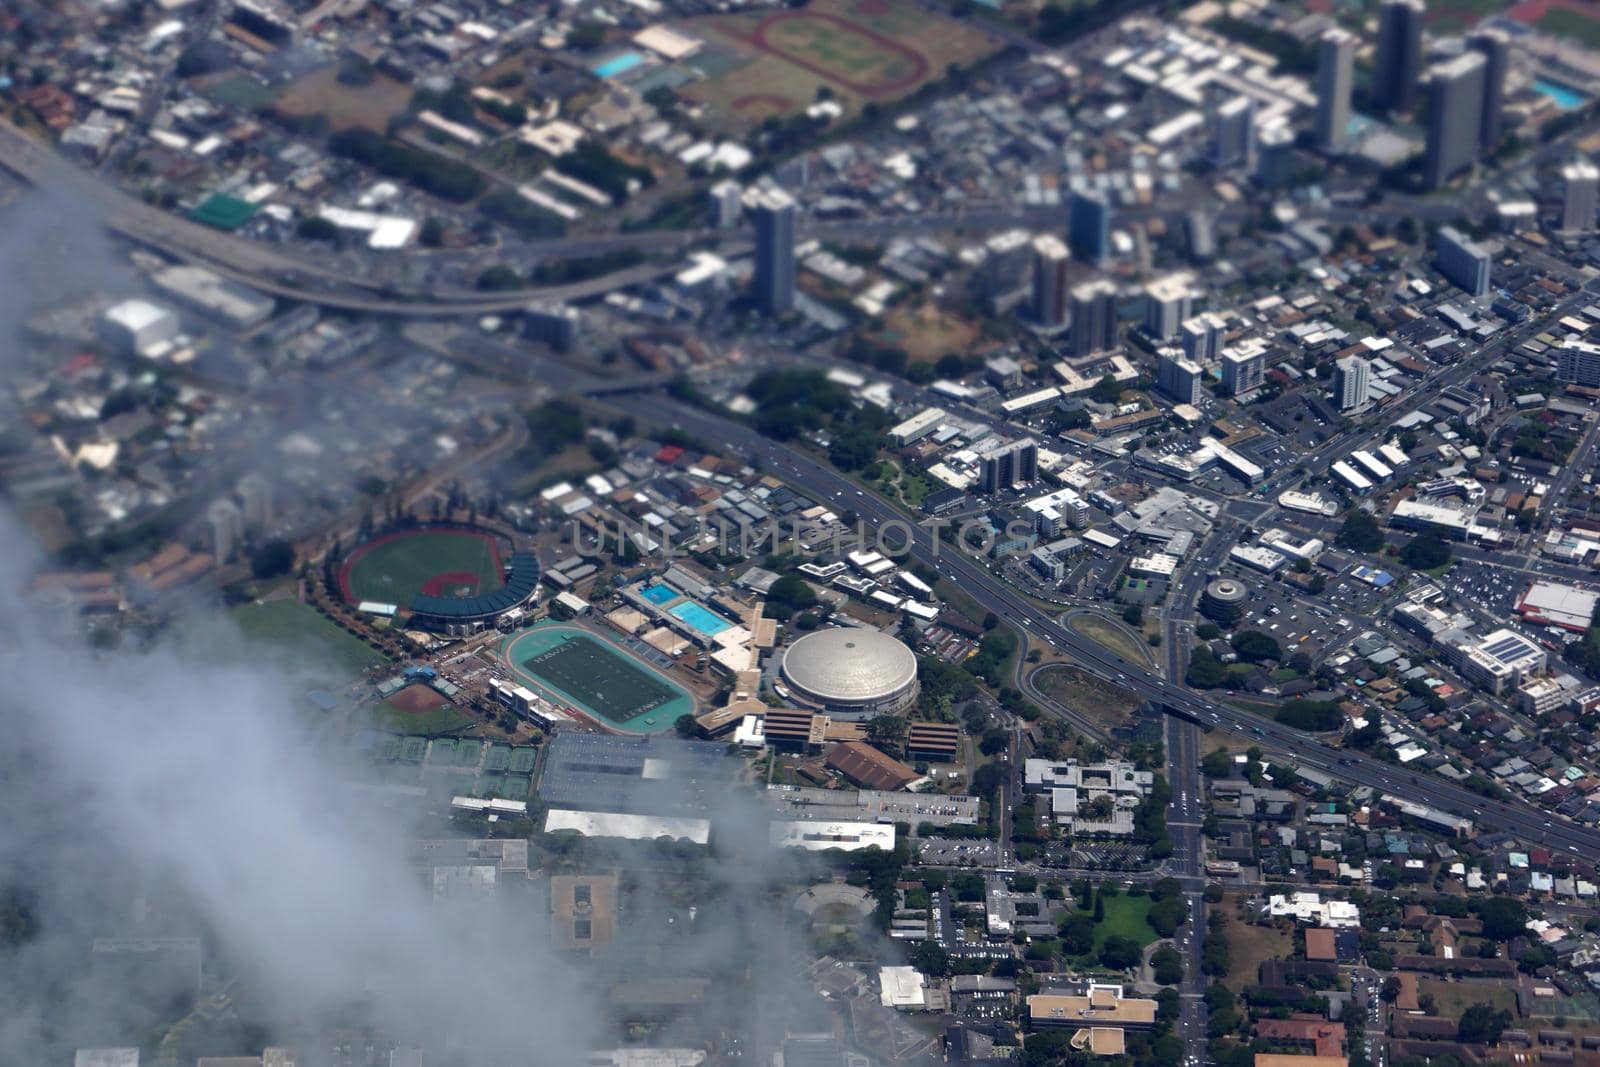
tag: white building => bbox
[100,299,178,356]
[1266,892,1361,927]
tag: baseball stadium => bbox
[337,525,540,631]
[501,624,694,734]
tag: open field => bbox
[1418,978,1520,1020]
[874,303,987,363]
[233,598,389,676]
[679,0,997,128]
[1082,894,1156,957]
[1223,913,1295,990]
[275,65,414,132]
[1034,665,1141,731]
[1068,614,1153,667]
[1542,6,1600,46]
[340,528,503,608]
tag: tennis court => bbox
[503,625,693,733]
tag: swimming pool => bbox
[1535,77,1587,111]
[639,582,680,606]
[593,52,645,79]
[669,601,734,637]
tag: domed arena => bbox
[779,628,920,717]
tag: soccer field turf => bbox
[522,637,679,723]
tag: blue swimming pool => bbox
[593,52,645,79]
[1535,77,1587,111]
[669,601,733,637]
[639,582,680,606]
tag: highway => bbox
[638,396,1600,865]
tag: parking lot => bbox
[918,837,999,867]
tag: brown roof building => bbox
[1254,1055,1348,1067]
[550,874,617,955]
[826,742,920,791]
[1028,988,1158,1029]
[1305,928,1338,962]
[1256,1019,1346,1057]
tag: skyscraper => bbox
[1032,235,1071,328]
[1373,0,1426,112]
[1210,94,1256,169]
[1142,274,1194,342]
[1180,312,1226,364]
[750,187,796,315]
[1254,125,1296,187]
[1422,51,1487,190]
[1469,27,1509,150]
[1562,160,1600,233]
[979,439,1040,494]
[707,179,742,229]
[1334,356,1372,414]
[1156,351,1205,405]
[1315,29,1355,153]
[1435,226,1491,297]
[1068,190,1111,264]
[1069,279,1119,358]
[1220,345,1266,397]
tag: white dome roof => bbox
[781,628,918,705]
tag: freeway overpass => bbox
[637,395,1600,863]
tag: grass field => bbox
[505,625,692,732]
[1070,894,1156,963]
[1419,977,1520,1020]
[233,599,388,677]
[275,65,414,132]
[1223,915,1295,990]
[1034,665,1142,731]
[680,0,997,129]
[1069,614,1153,667]
[1541,6,1600,47]
[874,303,987,363]
[376,699,475,736]
[341,529,503,608]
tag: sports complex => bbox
[337,525,539,631]
[500,624,694,734]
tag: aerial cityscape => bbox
[12,0,1600,1065]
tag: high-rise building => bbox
[1562,160,1600,233]
[1334,355,1372,413]
[750,187,796,315]
[1142,274,1194,341]
[1254,125,1296,187]
[1469,27,1509,150]
[1220,345,1266,397]
[1373,0,1426,112]
[1069,279,1119,358]
[1315,29,1355,153]
[1558,339,1600,387]
[979,439,1040,494]
[1156,351,1205,405]
[1210,94,1256,169]
[206,498,245,565]
[525,301,582,352]
[1068,191,1111,264]
[1180,312,1226,363]
[1422,52,1487,190]
[236,472,274,528]
[707,179,742,228]
[1434,226,1491,297]
[1032,235,1071,328]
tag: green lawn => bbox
[1543,8,1600,49]
[233,598,389,678]
[1093,894,1157,952]
[1069,614,1153,667]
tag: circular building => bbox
[1201,578,1248,625]
[780,628,919,717]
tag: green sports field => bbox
[503,625,692,733]
[233,598,388,676]
[340,529,503,607]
